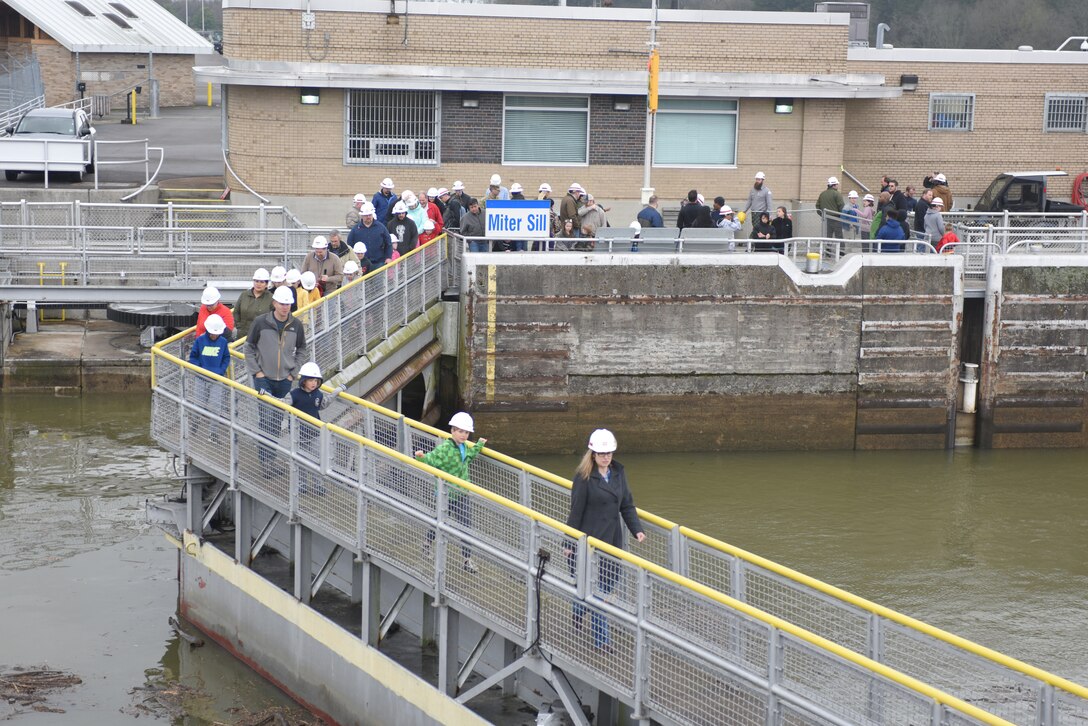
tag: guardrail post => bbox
[729,555,746,602]
[518,469,531,508]
[631,567,652,725]
[524,520,540,649]
[669,525,685,577]
[575,535,589,600]
[333,295,343,369]
[766,628,783,726]
[258,203,267,232]
[865,613,885,722]
[288,416,300,524]
[167,201,174,253]
[1040,684,1056,726]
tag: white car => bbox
[3,107,95,181]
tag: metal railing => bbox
[0,200,305,230]
[188,232,1088,725]
[0,95,44,132]
[91,139,164,200]
[151,343,1009,726]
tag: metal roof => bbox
[4,0,213,54]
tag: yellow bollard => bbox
[130,89,137,125]
[207,82,212,107]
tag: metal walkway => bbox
[148,235,1088,726]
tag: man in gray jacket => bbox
[923,196,946,250]
[743,171,773,219]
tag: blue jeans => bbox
[254,376,291,471]
[573,557,620,648]
[468,240,490,253]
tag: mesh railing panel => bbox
[1057,687,1088,725]
[685,540,737,596]
[363,496,434,585]
[444,532,528,638]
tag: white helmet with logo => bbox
[270,265,287,283]
[285,269,301,285]
[272,286,294,305]
[588,428,617,453]
[312,235,328,249]
[489,174,502,186]
[449,411,474,432]
[353,241,367,255]
[300,271,317,291]
[343,260,359,275]
[253,267,270,282]
[380,177,394,190]
[204,313,226,336]
[200,286,220,306]
[360,202,376,216]
[392,201,408,215]
[299,361,322,380]
[353,193,366,203]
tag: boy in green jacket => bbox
[414,412,487,573]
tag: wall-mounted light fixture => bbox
[899,74,919,92]
[613,98,631,111]
[462,94,479,108]
[300,87,320,105]
[774,98,794,114]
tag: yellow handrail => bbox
[153,230,1088,705]
[149,345,1014,725]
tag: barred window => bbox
[345,90,439,165]
[653,98,738,167]
[928,93,974,131]
[502,95,589,165]
[1044,94,1087,132]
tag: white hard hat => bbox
[204,313,226,336]
[270,266,287,283]
[588,428,617,453]
[629,221,642,233]
[489,174,502,186]
[828,176,840,185]
[312,235,328,249]
[452,180,464,191]
[569,182,583,192]
[931,197,945,206]
[427,187,439,198]
[299,361,322,380]
[353,193,366,203]
[390,233,399,244]
[380,177,394,189]
[754,171,766,180]
[863,193,876,202]
[200,286,220,306]
[300,271,317,291]
[696,193,705,205]
[848,190,858,198]
[539,182,552,193]
[423,219,435,231]
[406,194,419,207]
[449,411,474,432]
[437,187,449,196]
[510,182,523,194]
[401,189,414,201]
[286,269,301,285]
[360,202,376,216]
[253,267,270,282]
[935,173,947,183]
[722,205,733,214]
[343,260,359,275]
[272,286,294,305]
[353,241,367,255]
[392,201,408,214]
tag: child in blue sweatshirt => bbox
[188,314,231,441]
[278,361,345,494]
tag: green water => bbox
[1,394,1085,725]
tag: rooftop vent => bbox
[109,2,138,19]
[103,12,132,29]
[65,0,94,17]
[814,2,871,48]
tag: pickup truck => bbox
[972,171,1085,214]
[0,107,95,182]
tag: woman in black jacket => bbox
[750,211,775,251]
[565,428,645,652]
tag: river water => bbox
[1,394,1085,724]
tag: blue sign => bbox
[484,200,551,239]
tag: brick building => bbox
[201,0,1088,207]
[0,0,212,110]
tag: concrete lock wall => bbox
[459,256,964,454]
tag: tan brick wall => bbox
[223,8,849,74]
[843,59,1088,201]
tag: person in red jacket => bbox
[418,218,440,247]
[195,286,235,337]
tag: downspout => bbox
[221,85,269,203]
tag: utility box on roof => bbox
[814,2,870,47]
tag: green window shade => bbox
[503,96,588,164]
[654,112,737,166]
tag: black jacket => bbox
[913,198,931,233]
[677,201,707,230]
[386,216,418,255]
[566,460,643,549]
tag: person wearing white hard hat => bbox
[232,267,274,340]
[715,202,742,248]
[269,265,287,289]
[246,285,307,469]
[559,183,585,231]
[348,201,390,270]
[347,193,367,229]
[351,241,370,272]
[418,218,439,247]
[743,171,774,221]
[418,187,444,236]
[196,285,235,337]
[414,411,488,572]
[485,173,509,203]
[816,176,846,239]
[565,428,645,651]
[276,360,346,495]
[342,259,360,283]
[296,271,321,313]
[188,312,232,441]
[372,178,396,224]
[924,195,946,248]
[387,200,418,255]
[842,190,862,239]
[930,173,952,212]
[302,234,344,296]
[441,186,463,229]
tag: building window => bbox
[928,93,974,131]
[345,90,439,165]
[653,98,738,167]
[1044,94,1087,132]
[502,95,589,165]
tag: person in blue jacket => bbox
[188,313,231,441]
[875,208,906,253]
[278,361,345,494]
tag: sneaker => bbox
[462,558,478,574]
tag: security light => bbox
[300,88,320,105]
[774,98,794,114]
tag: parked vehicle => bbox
[971,171,1085,214]
[1,107,95,182]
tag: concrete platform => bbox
[1,318,149,393]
